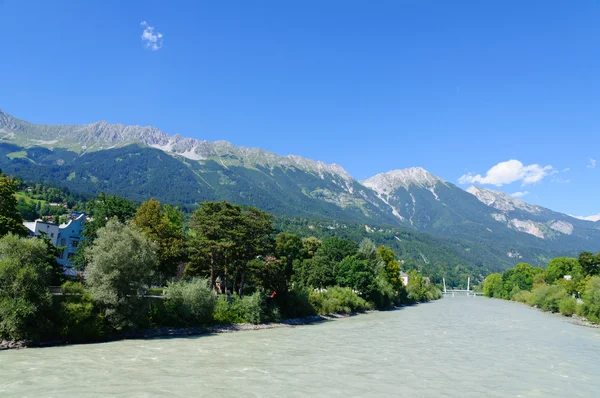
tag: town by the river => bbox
[2,295,599,398]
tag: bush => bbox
[530,284,567,313]
[512,290,533,304]
[147,287,165,296]
[558,297,577,317]
[213,292,267,325]
[309,286,372,315]
[0,234,55,341]
[276,287,316,319]
[59,281,106,342]
[580,276,600,323]
[162,278,215,326]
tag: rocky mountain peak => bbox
[361,167,445,195]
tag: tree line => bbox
[482,252,600,323]
[0,171,441,345]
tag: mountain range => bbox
[1,109,598,275]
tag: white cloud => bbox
[562,168,570,172]
[511,191,529,198]
[588,159,596,169]
[140,21,163,51]
[458,159,556,187]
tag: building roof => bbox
[400,271,409,278]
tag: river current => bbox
[1,296,599,397]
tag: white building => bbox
[400,271,409,287]
[24,220,60,246]
[24,212,87,269]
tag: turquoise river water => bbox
[1,296,600,397]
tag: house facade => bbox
[24,212,87,270]
[24,220,60,246]
[400,271,409,287]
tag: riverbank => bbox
[0,310,382,351]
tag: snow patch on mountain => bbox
[572,213,600,222]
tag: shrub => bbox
[277,287,316,319]
[0,234,55,341]
[59,281,106,342]
[531,284,567,313]
[163,278,215,326]
[309,286,372,315]
[147,287,165,296]
[512,290,533,304]
[213,292,267,325]
[580,276,600,323]
[558,297,577,317]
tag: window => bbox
[50,232,54,238]
[71,240,79,248]
[60,238,66,246]
[67,252,75,260]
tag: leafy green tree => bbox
[405,270,441,302]
[483,273,503,298]
[0,173,28,237]
[85,219,157,330]
[274,232,303,285]
[579,252,600,277]
[0,234,54,340]
[336,255,376,296]
[133,198,186,282]
[377,245,402,290]
[301,237,321,258]
[16,198,38,221]
[501,262,542,298]
[545,257,582,284]
[74,193,137,269]
[293,255,336,288]
[319,238,358,263]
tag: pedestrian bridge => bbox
[442,277,484,296]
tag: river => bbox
[1,296,599,397]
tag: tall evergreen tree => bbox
[0,172,27,238]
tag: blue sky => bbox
[0,0,598,217]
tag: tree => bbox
[274,232,303,289]
[0,173,28,237]
[501,262,542,298]
[579,252,600,277]
[85,219,157,330]
[133,199,186,282]
[0,234,54,340]
[545,257,582,284]
[187,201,274,295]
[483,273,503,298]
[377,245,402,290]
[74,193,137,269]
[318,238,358,263]
[293,255,335,288]
[301,237,321,258]
[336,255,377,297]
